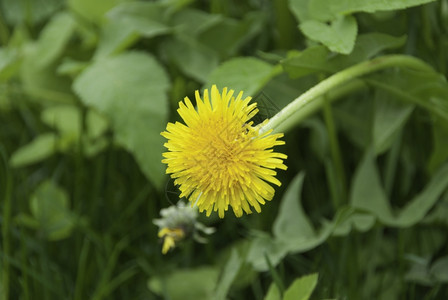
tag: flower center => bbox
[191,117,253,190]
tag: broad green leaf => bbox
[334,97,373,150]
[171,8,222,36]
[86,109,109,140]
[333,213,375,236]
[161,36,218,83]
[0,0,62,25]
[366,68,448,124]
[206,57,275,96]
[351,151,448,227]
[288,0,312,22]
[248,173,353,271]
[57,59,89,77]
[199,12,264,58]
[41,105,81,136]
[372,90,414,154]
[327,33,407,70]
[73,51,170,187]
[309,0,437,21]
[30,180,76,240]
[148,267,219,300]
[29,12,76,69]
[94,22,141,58]
[273,172,315,243]
[282,34,406,78]
[299,16,358,54]
[247,232,290,271]
[430,256,448,282]
[350,151,398,223]
[41,105,87,152]
[68,0,125,23]
[95,2,171,57]
[20,63,74,104]
[397,163,448,226]
[405,256,433,286]
[281,46,330,79]
[214,249,242,300]
[19,12,76,103]
[0,48,20,80]
[283,273,318,300]
[264,283,281,300]
[10,133,58,167]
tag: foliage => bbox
[1,0,448,299]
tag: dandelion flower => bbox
[154,201,215,254]
[161,85,287,218]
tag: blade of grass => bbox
[91,237,129,300]
[0,147,12,300]
[74,238,91,300]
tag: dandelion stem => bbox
[261,55,435,134]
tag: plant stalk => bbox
[261,55,435,134]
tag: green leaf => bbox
[199,12,264,58]
[351,151,448,227]
[247,232,290,271]
[288,0,312,23]
[309,0,437,21]
[264,283,281,300]
[282,34,406,78]
[57,59,89,77]
[161,36,218,83]
[248,173,353,271]
[327,33,407,70]
[18,12,76,103]
[206,57,275,96]
[372,90,414,154]
[350,151,399,223]
[283,273,318,300]
[30,180,76,240]
[214,249,242,300]
[10,133,58,167]
[0,48,21,80]
[430,256,448,282]
[300,15,358,54]
[28,12,76,69]
[171,8,222,36]
[333,213,375,236]
[273,173,315,243]
[73,51,170,187]
[281,46,330,79]
[41,105,81,136]
[1,0,62,25]
[147,267,219,300]
[68,0,126,23]
[405,256,433,286]
[96,2,171,57]
[334,97,373,151]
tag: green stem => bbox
[322,94,347,206]
[0,11,9,46]
[0,147,12,300]
[260,55,435,134]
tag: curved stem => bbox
[260,55,435,134]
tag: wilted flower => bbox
[153,201,215,254]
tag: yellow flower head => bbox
[158,227,185,254]
[161,85,287,218]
